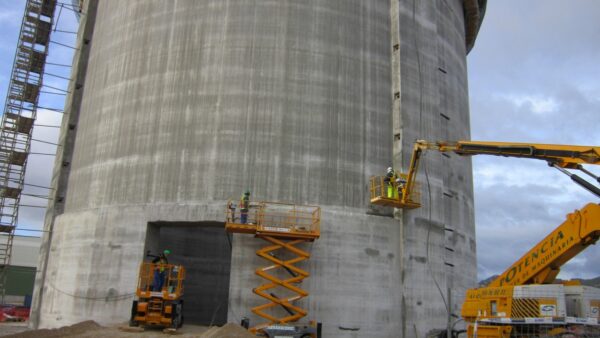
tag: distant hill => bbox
[479,275,499,287]
[479,275,600,288]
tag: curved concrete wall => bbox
[34,1,480,337]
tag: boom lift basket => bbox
[369,175,421,209]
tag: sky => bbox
[0,1,599,281]
[0,1,78,234]
[467,1,600,280]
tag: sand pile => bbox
[1,321,252,338]
[199,323,254,338]
[3,320,103,338]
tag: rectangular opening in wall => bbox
[144,221,231,326]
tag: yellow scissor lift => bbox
[226,201,322,338]
[129,263,186,330]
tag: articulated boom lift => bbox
[225,201,322,338]
[488,204,600,289]
[462,203,600,337]
[370,139,600,337]
[370,140,600,209]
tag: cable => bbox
[412,0,449,316]
[424,159,449,314]
[47,281,135,301]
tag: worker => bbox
[152,249,170,292]
[396,176,407,199]
[384,167,398,199]
[228,200,237,222]
[240,190,251,224]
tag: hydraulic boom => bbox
[489,203,600,288]
[370,140,600,209]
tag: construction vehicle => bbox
[370,140,600,209]
[129,262,186,330]
[226,200,322,338]
[462,203,600,337]
[370,140,600,337]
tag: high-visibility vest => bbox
[240,195,250,212]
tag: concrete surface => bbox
[391,1,478,335]
[10,236,41,268]
[32,1,484,337]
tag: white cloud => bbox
[469,0,600,282]
[18,110,63,232]
[499,94,559,114]
[0,2,79,235]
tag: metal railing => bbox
[226,200,320,237]
[256,202,320,235]
[369,175,421,208]
[136,263,185,299]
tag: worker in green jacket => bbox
[384,167,398,199]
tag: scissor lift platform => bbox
[225,201,320,240]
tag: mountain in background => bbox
[479,276,600,288]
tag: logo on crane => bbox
[539,304,557,316]
[499,230,575,286]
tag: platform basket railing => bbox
[256,202,320,236]
[136,262,185,298]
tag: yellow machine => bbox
[462,203,600,337]
[370,140,600,209]
[370,140,600,337]
[225,200,322,338]
[129,262,186,330]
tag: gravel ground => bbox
[0,321,254,338]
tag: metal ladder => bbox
[0,0,57,304]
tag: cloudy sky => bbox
[468,1,600,280]
[1,1,598,281]
[0,1,78,235]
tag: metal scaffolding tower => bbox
[0,0,57,304]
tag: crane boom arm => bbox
[400,140,600,206]
[450,141,600,168]
[488,203,600,287]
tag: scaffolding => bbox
[0,0,57,304]
[225,201,320,336]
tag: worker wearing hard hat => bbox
[384,167,398,199]
[152,249,170,291]
[240,190,251,224]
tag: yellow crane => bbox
[462,203,600,337]
[369,140,600,337]
[370,140,600,209]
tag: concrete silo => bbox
[32,1,485,337]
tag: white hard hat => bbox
[387,167,393,172]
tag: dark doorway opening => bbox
[144,221,231,325]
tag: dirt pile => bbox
[200,323,254,338]
[2,321,252,338]
[3,320,103,338]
